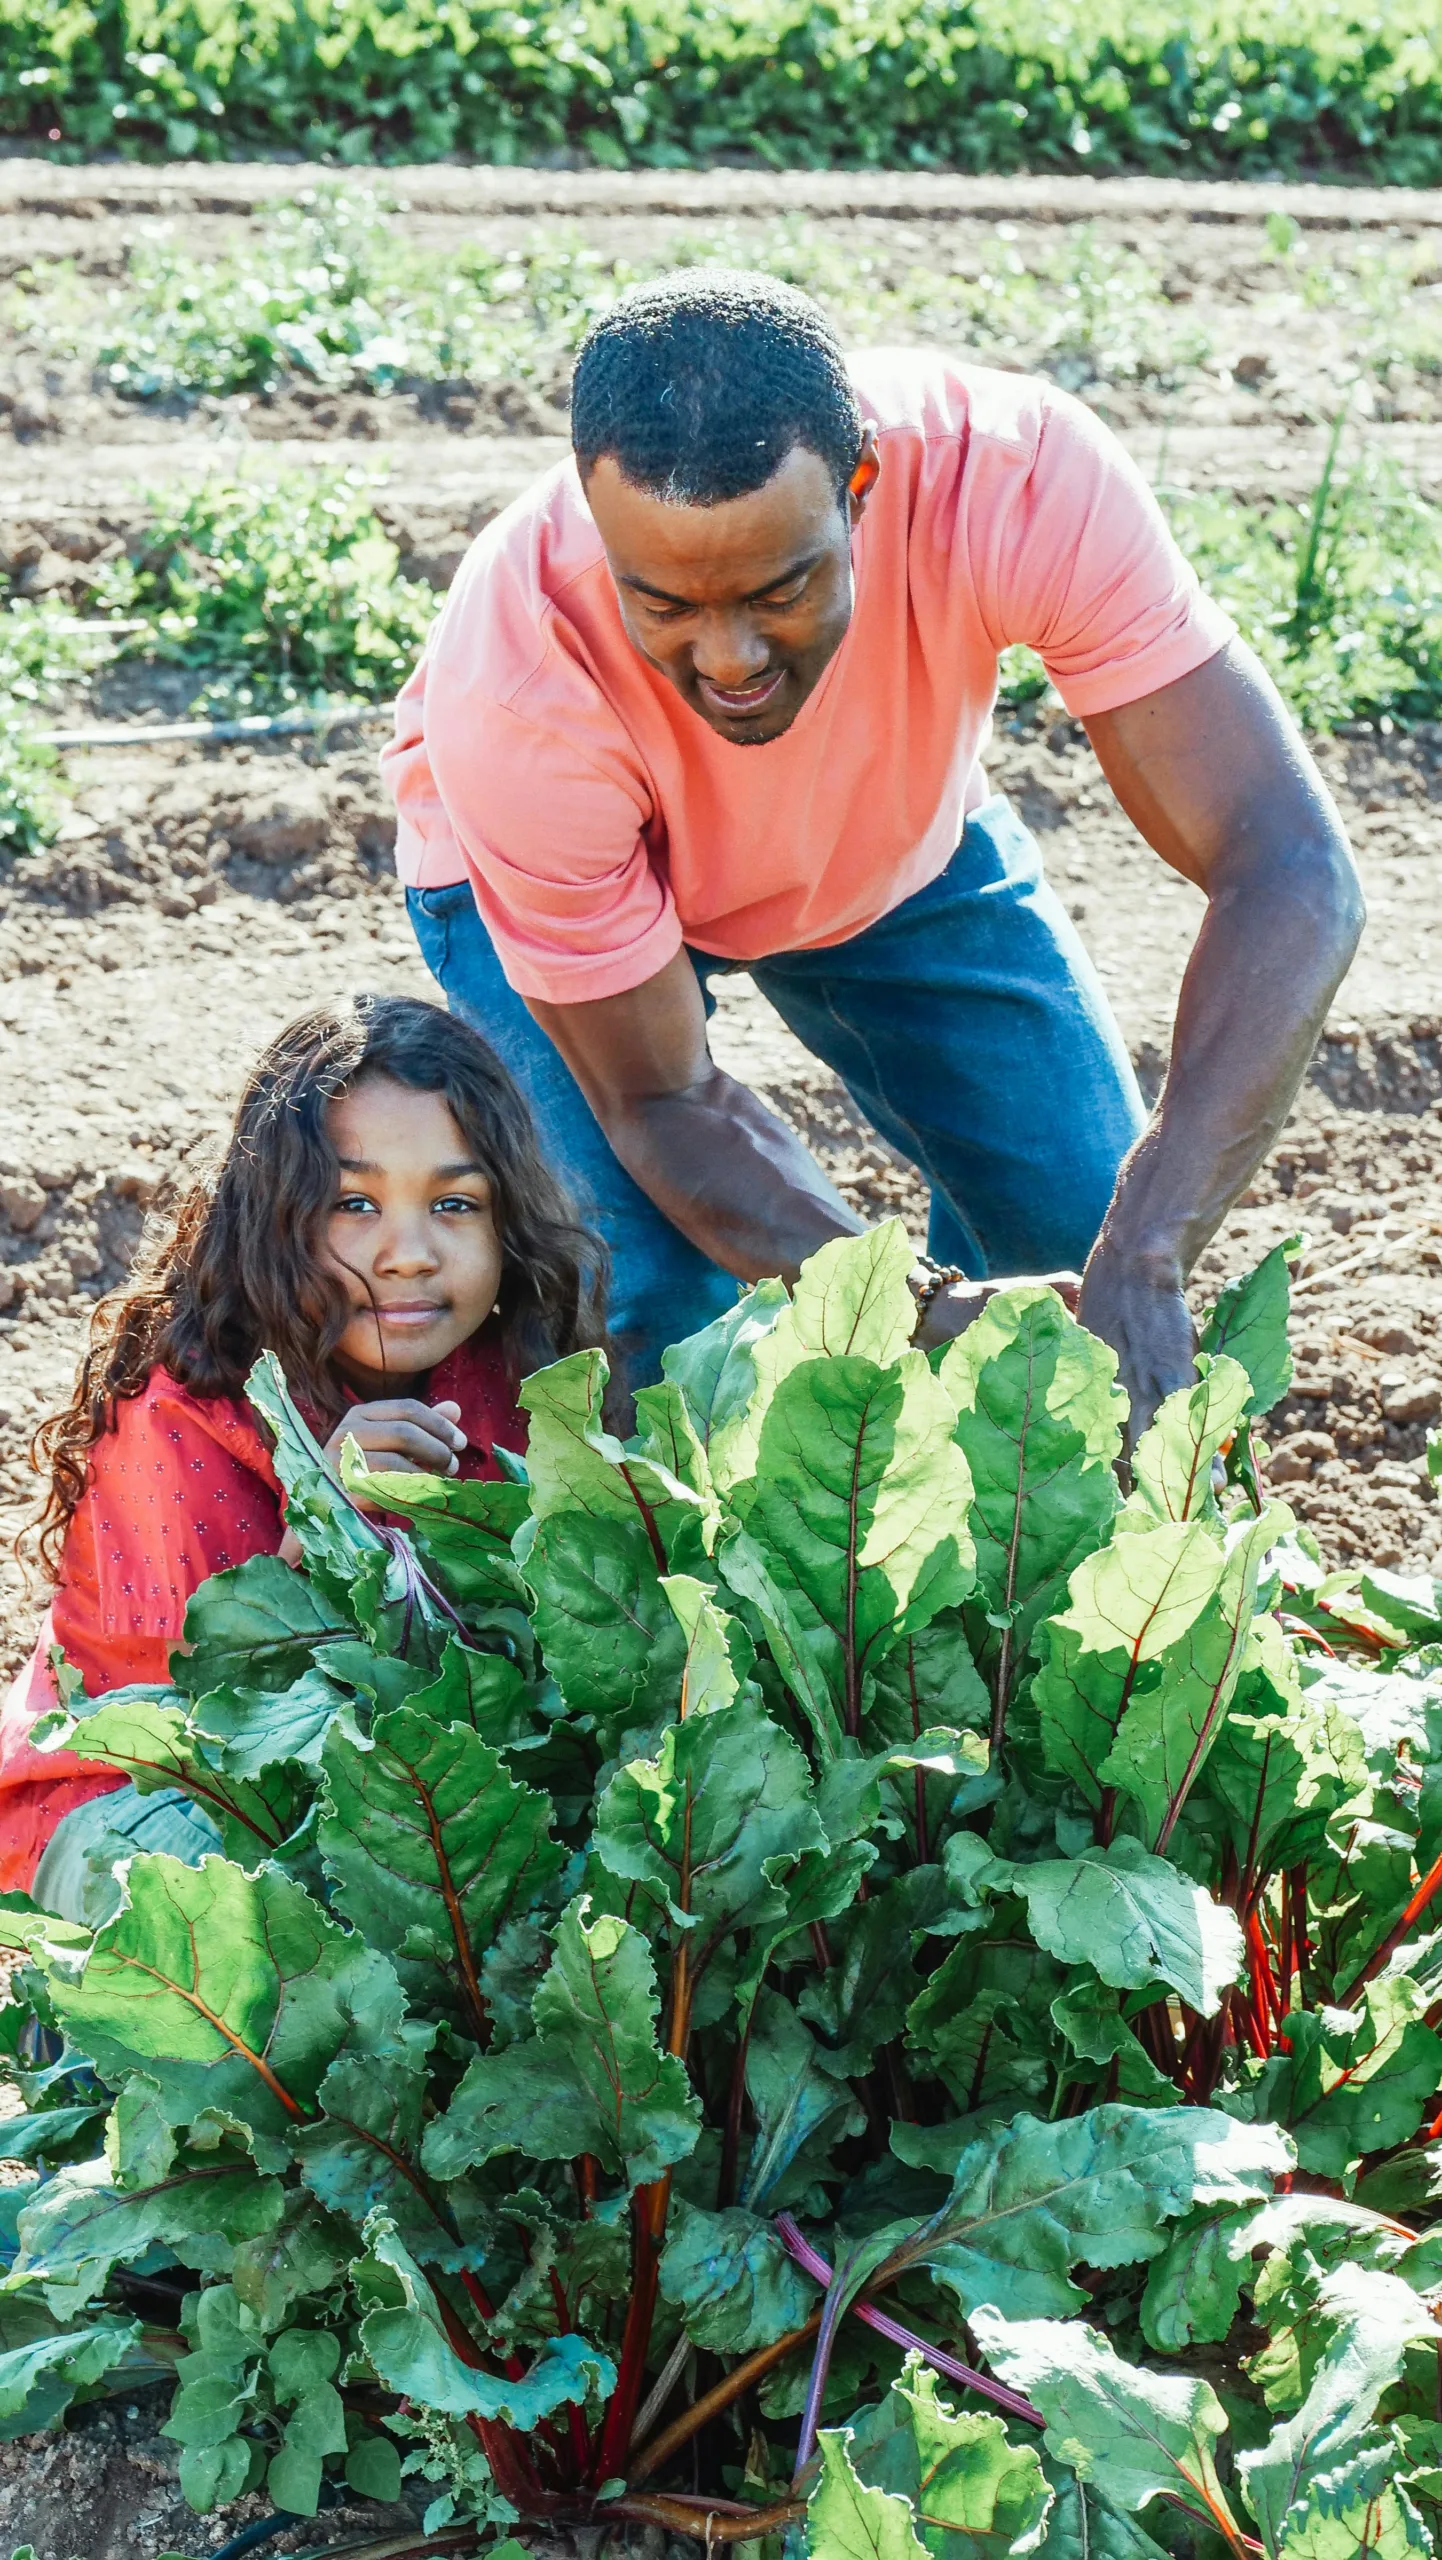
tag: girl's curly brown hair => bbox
[31,993,608,1576]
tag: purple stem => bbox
[775,2214,1044,2434]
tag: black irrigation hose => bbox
[207,2519,304,2560]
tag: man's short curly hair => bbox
[570,268,863,508]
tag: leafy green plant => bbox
[5,0,1442,179]
[41,193,1206,408]
[90,465,437,712]
[0,602,122,853]
[7,1227,1442,2550]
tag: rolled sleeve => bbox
[988,386,1237,718]
[427,677,684,1006]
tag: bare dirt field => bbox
[3,159,1442,2557]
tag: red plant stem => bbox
[592,1937,696,2485]
[1341,1843,1442,2004]
[775,2217,1044,2433]
[548,2269,593,2477]
[457,2270,528,2386]
[429,2280,553,2512]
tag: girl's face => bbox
[324,1075,504,1395]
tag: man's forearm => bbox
[1079,823,1364,1424]
[602,1064,865,1280]
[1102,837,1362,1275]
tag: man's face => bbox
[583,432,880,746]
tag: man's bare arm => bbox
[527,953,865,1281]
[1079,639,1365,1431]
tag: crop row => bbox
[16,189,1441,417]
[2,441,1439,852]
[5,0,1442,180]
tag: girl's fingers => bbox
[341,1417,463,1474]
[344,1397,467,1450]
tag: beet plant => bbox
[4,1221,1442,2558]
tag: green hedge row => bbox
[6,0,1442,178]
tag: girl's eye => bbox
[434,1193,481,1214]
[335,1193,378,1216]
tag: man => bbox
[385,269,1362,1430]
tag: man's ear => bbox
[847,424,881,524]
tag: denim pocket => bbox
[406,881,469,982]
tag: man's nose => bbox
[692,610,770,687]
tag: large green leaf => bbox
[421,1895,700,2188]
[847,2356,1053,2560]
[319,1703,562,2034]
[190,1667,349,1778]
[35,1687,299,1861]
[178,1553,358,1697]
[1239,2268,1437,2556]
[1128,1355,1252,1524]
[754,1349,974,1738]
[661,1276,792,1490]
[716,1225,920,1489]
[593,1693,824,1970]
[40,1854,405,2144]
[355,2213,613,2430]
[1198,1236,1300,1419]
[1035,1506,1287,1846]
[523,1510,688,1736]
[16,2151,282,2315]
[336,1450,530,1616]
[939,1284,1124,1705]
[809,2423,930,2560]
[1198,1625,1369,1880]
[954,1836,1244,2014]
[0,2317,143,2441]
[1140,2193,1408,2355]
[1239,1980,1442,2177]
[974,2309,1243,2541]
[658,2198,815,2352]
[739,1991,866,2211]
[519,1347,702,1555]
[296,2031,484,2271]
[1275,2446,1428,2560]
[876,2104,1290,2319]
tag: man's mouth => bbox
[695,667,787,720]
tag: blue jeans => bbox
[407,795,1145,1380]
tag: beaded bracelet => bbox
[911,1256,967,1316]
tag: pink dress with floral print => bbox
[0,1329,526,1889]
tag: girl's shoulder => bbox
[97,1362,281,1494]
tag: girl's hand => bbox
[326,1396,467,1482]
[279,1400,468,1562]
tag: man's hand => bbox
[1075,1245,1194,1442]
[912,1269,1081,1355]
[279,1398,466,1563]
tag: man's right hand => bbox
[912,1270,1082,1355]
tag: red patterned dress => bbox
[0,1329,526,1890]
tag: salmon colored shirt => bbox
[0,1332,526,1892]
[383,350,1235,1004]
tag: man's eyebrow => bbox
[620,549,826,608]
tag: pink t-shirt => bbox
[384,350,1234,1005]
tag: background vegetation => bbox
[4,0,1442,179]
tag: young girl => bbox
[0,993,605,1895]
